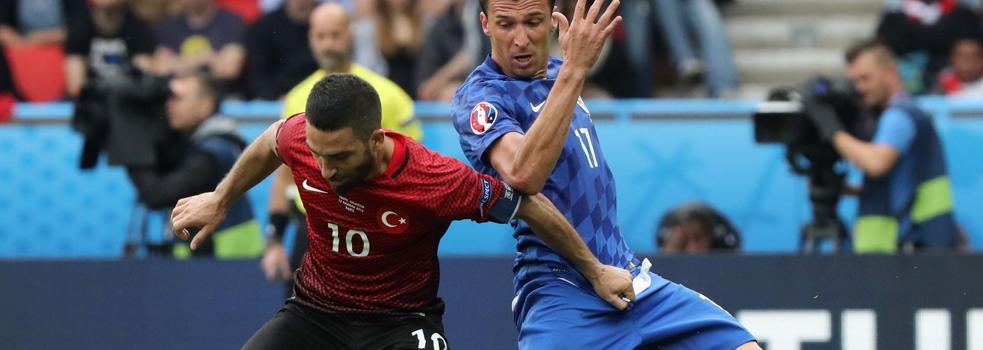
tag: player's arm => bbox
[514,193,636,310]
[485,0,621,194]
[171,120,285,250]
[486,69,581,194]
[439,156,633,309]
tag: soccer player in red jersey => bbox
[170,73,634,349]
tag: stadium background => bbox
[2,0,983,349]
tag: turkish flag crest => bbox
[377,207,409,234]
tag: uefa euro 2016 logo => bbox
[470,102,498,135]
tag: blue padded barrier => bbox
[3,98,983,257]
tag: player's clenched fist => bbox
[553,0,621,73]
[586,264,636,310]
[171,192,229,250]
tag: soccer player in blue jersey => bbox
[451,0,762,348]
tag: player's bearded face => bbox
[329,144,375,195]
[306,126,376,195]
[482,0,552,79]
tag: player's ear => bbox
[480,11,490,36]
[369,129,386,149]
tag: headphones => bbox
[656,202,741,251]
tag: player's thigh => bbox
[365,314,449,350]
[518,280,635,350]
[241,303,350,350]
[633,277,755,350]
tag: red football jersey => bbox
[276,115,518,316]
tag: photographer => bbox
[126,71,263,258]
[809,39,958,253]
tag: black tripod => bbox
[798,155,850,254]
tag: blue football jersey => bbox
[452,56,636,286]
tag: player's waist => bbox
[512,254,640,289]
[289,295,446,320]
[296,259,441,297]
[293,272,444,315]
[512,234,636,267]
[513,257,640,274]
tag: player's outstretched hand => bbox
[587,264,636,310]
[553,0,622,73]
[171,192,228,251]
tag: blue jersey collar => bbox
[482,55,561,80]
[482,55,506,75]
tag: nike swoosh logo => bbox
[530,101,545,113]
[302,179,329,194]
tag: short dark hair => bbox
[845,38,895,65]
[178,69,221,115]
[305,73,381,139]
[479,0,557,14]
[952,34,983,53]
[190,72,220,102]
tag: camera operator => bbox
[126,71,263,258]
[808,38,958,253]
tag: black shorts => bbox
[242,301,449,350]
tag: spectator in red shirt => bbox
[935,36,983,98]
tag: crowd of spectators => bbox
[0,0,745,103]
[3,0,983,103]
[877,0,983,97]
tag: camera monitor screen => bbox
[753,101,803,144]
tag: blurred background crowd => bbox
[2,0,981,108]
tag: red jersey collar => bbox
[382,130,410,179]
